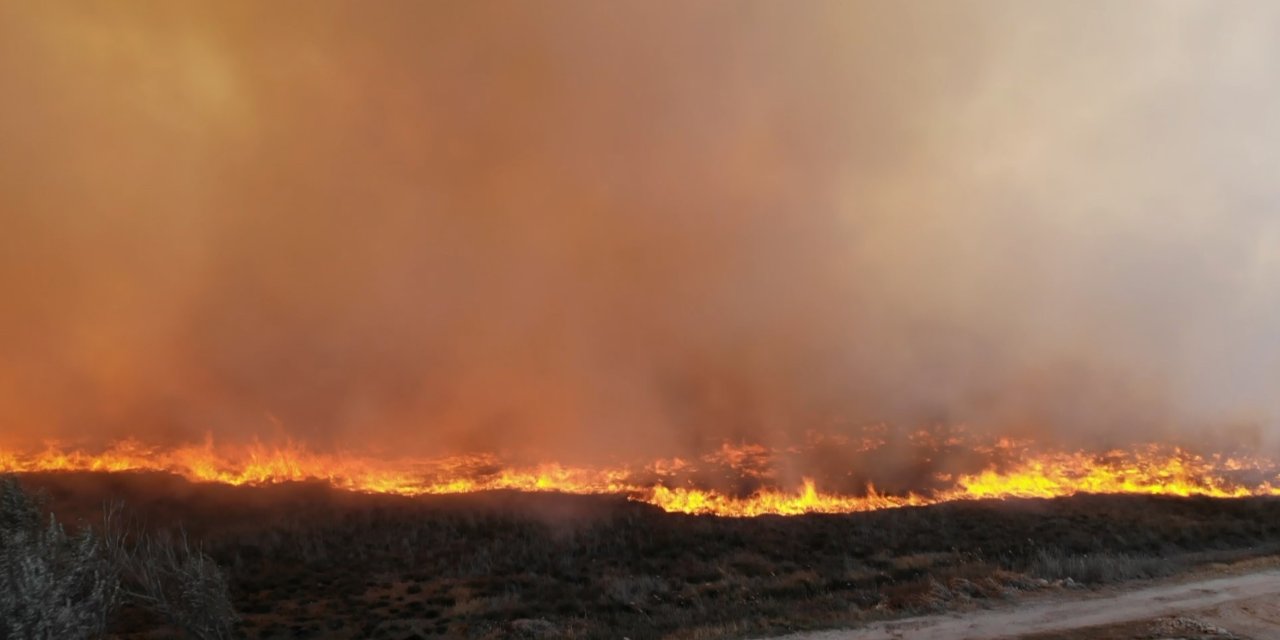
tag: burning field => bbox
[3,434,1280,517]
[5,1,1280,639]
[7,434,1280,637]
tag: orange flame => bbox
[1,439,1277,517]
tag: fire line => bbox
[2,440,1278,518]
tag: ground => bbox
[13,471,1280,639]
[782,557,1280,639]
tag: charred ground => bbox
[13,472,1280,639]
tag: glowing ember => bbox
[1,439,1277,517]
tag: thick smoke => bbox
[1,2,1278,460]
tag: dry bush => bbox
[1,476,238,640]
[1028,549,1174,584]
[0,476,120,640]
[118,529,240,640]
[603,574,669,606]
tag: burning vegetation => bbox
[5,2,1280,636]
[4,432,1277,518]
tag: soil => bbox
[777,558,1280,639]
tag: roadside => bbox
[772,557,1280,640]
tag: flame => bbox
[1,439,1278,517]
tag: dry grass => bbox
[13,472,1280,640]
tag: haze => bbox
[2,1,1278,461]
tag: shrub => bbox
[119,529,240,640]
[0,476,238,640]
[1028,549,1174,584]
[0,476,120,639]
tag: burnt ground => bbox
[13,472,1280,640]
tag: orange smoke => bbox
[4,439,1276,517]
[3,4,1280,480]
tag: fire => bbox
[1,439,1278,517]
[647,480,935,517]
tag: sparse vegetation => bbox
[10,472,1280,639]
[0,476,237,640]
[1027,549,1175,585]
[0,476,119,640]
[119,529,239,640]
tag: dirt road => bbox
[774,567,1280,639]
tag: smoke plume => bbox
[2,2,1279,461]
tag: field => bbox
[12,472,1280,639]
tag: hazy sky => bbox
[2,1,1278,459]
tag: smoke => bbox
[2,1,1278,460]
